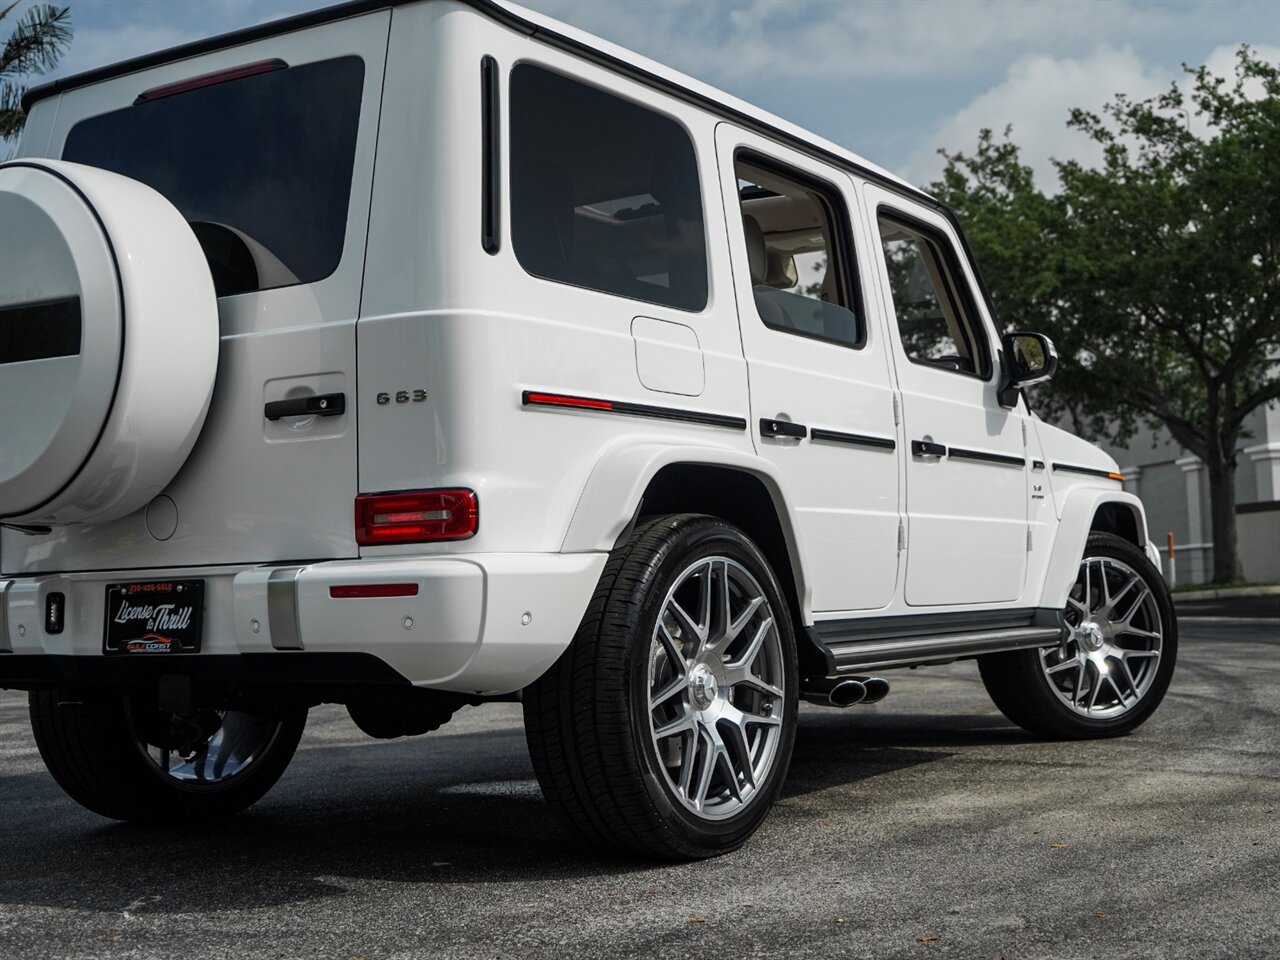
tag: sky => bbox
[18,0,1280,190]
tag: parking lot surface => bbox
[1,616,1276,960]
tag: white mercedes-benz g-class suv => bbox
[0,0,1176,860]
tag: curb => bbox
[1172,584,1280,604]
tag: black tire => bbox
[980,532,1177,739]
[523,514,799,860]
[29,689,306,822]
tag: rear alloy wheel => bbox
[980,532,1177,739]
[29,689,306,822]
[648,554,788,821]
[523,514,798,860]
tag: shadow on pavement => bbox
[0,708,1025,914]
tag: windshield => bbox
[63,56,364,297]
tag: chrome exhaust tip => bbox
[860,677,890,704]
[801,678,867,708]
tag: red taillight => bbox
[355,489,478,545]
[134,59,288,104]
[329,583,420,599]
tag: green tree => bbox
[934,46,1280,584]
[0,1,72,143]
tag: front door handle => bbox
[911,439,946,458]
[760,418,808,439]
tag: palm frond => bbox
[1,3,72,79]
[0,80,25,139]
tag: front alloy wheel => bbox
[1040,555,1164,719]
[980,532,1178,739]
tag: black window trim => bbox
[481,54,501,255]
[876,204,995,382]
[734,148,867,352]
[507,58,711,315]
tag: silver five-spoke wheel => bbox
[1041,555,1164,719]
[648,557,785,821]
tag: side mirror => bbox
[1003,331,1058,386]
[998,331,1058,407]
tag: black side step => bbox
[806,607,1064,675]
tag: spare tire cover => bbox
[0,159,218,526]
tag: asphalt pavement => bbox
[1,614,1277,960]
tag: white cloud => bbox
[901,41,1280,192]
[901,46,1169,190]
[524,0,1161,86]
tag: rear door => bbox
[715,125,901,614]
[2,14,389,574]
[863,184,1029,606]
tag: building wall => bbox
[1076,400,1280,586]
[1238,504,1280,583]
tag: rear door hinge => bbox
[892,394,901,426]
[1026,526,1034,552]
[897,520,907,552]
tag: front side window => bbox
[878,214,990,377]
[63,56,365,297]
[509,64,708,312]
[735,155,862,348]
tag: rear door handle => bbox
[911,439,946,458]
[264,392,346,421]
[760,418,808,439]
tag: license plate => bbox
[104,580,205,655]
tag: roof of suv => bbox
[22,0,931,207]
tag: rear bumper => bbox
[0,552,606,694]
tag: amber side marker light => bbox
[1108,472,1126,482]
[355,489,478,545]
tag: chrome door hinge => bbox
[897,520,907,552]
[1021,420,1028,446]
[1026,526,1034,552]
[893,394,901,426]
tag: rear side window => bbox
[63,56,364,297]
[735,154,863,349]
[509,64,708,312]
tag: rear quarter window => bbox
[509,63,708,312]
[62,56,364,297]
